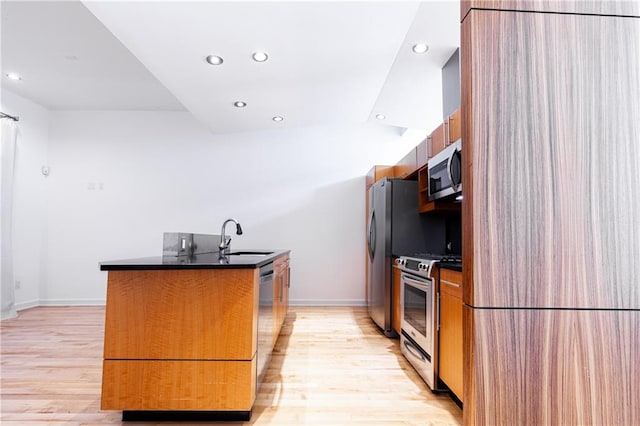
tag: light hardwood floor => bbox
[1,306,462,425]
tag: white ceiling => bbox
[0,1,185,111]
[1,1,460,134]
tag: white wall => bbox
[1,90,50,309]
[43,110,419,305]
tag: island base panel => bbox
[101,359,256,411]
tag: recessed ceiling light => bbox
[206,55,224,65]
[234,101,247,108]
[375,114,386,120]
[412,43,429,54]
[252,52,269,62]
[6,72,21,81]
[272,116,283,122]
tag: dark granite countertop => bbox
[100,249,289,271]
[437,261,462,272]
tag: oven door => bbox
[400,273,433,356]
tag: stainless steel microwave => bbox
[427,139,462,201]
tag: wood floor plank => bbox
[1,306,461,425]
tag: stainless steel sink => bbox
[228,251,273,257]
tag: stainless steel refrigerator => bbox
[366,178,445,337]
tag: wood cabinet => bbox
[466,308,640,425]
[392,264,402,335]
[416,138,429,169]
[273,254,290,344]
[462,9,640,310]
[366,165,395,190]
[394,147,418,179]
[461,3,640,425]
[429,123,446,158]
[429,109,462,159]
[438,268,463,401]
[101,268,259,411]
[447,108,461,144]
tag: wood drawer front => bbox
[104,269,258,360]
[101,359,256,411]
[439,291,463,401]
[440,269,462,299]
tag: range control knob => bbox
[395,258,406,266]
[418,263,427,270]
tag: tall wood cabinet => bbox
[438,268,463,402]
[461,1,640,424]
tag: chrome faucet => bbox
[219,218,243,255]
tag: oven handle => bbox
[402,274,431,289]
[404,339,427,362]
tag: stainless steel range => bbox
[395,253,460,391]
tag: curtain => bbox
[1,118,18,320]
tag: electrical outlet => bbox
[15,280,21,289]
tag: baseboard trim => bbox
[23,299,107,309]
[15,300,40,311]
[289,299,366,307]
[16,299,365,310]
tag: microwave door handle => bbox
[447,146,462,192]
[447,147,456,191]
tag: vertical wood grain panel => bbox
[466,308,640,425]
[104,268,258,359]
[463,0,639,16]
[101,359,256,411]
[393,265,402,334]
[462,304,475,426]
[438,269,463,400]
[461,13,475,307]
[468,10,640,308]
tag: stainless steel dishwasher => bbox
[256,263,274,386]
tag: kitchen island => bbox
[99,250,290,421]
